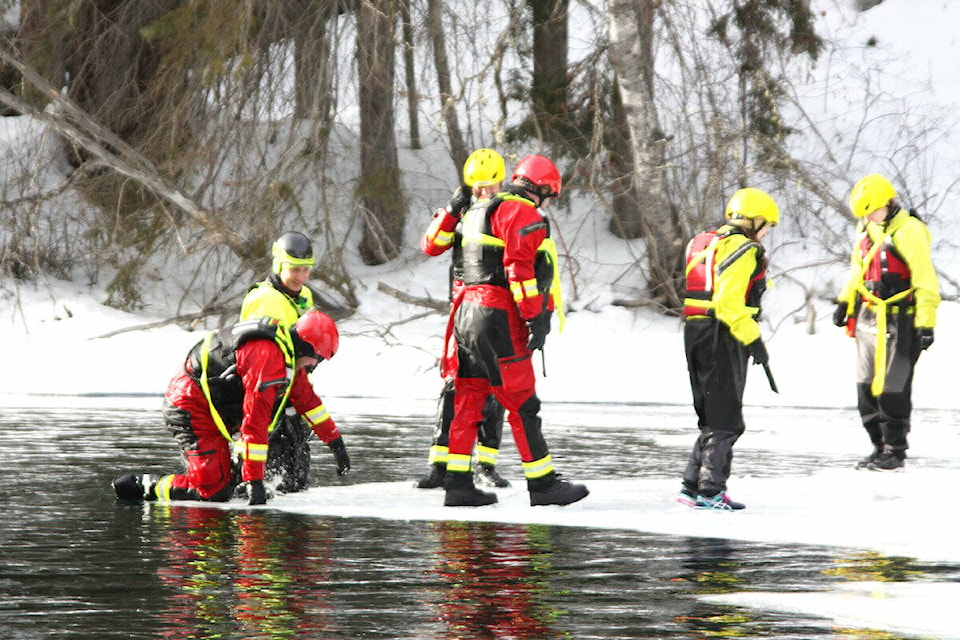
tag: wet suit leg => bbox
[265,410,312,492]
[856,310,919,456]
[682,320,747,496]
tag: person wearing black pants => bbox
[679,188,780,511]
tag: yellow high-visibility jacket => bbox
[837,207,940,329]
[239,279,314,328]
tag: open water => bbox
[0,398,951,639]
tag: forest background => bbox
[0,0,957,329]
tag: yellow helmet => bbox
[849,174,897,218]
[725,188,779,225]
[462,148,506,187]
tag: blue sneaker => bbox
[695,491,745,511]
[676,488,697,508]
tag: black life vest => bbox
[185,318,295,431]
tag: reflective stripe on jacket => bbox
[460,190,564,324]
[682,224,766,346]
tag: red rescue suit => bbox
[447,190,556,484]
[159,322,340,501]
[420,201,506,470]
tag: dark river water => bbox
[0,398,949,639]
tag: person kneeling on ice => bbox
[113,310,350,506]
[678,188,779,511]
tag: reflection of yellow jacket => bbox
[239,279,314,328]
[684,225,766,346]
[837,208,940,329]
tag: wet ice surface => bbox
[1,395,958,639]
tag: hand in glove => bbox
[917,327,934,351]
[526,312,551,351]
[247,479,267,506]
[747,339,769,366]
[328,437,351,475]
[446,184,473,216]
[832,301,849,328]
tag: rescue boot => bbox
[414,463,446,489]
[113,473,158,501]
[474,463,511,488]
[528,474,589,507]
[867,450,906,471]
[855,445,883,469]
[443,471,497,507]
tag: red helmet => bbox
[294,310,339,360]
[512,154,562,198]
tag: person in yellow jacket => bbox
[833,174,940,471]
[678,188,778,511]
[238,232,342,492]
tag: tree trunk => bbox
[427,0,466,170]
[399,0,420,149]
[293,2,337,127]
[608,75,642,239]
[529,0,569,142]
[356,0,406,265]
[607,0,682,310]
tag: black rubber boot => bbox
[528,474,589,506]
[855,446,883,469]
[113,473,157,501]
[415,463,446,489]
[474,463,511,488]
[443,471,497,507]
[867,450,906,471]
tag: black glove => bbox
[248,479,267,506]
[328,437,351,475]
[526,312,551,351]
[832,301,849,328]
[747,339,769,365]
[446,184,472,216]
[917,327,934,351]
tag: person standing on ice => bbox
[678,187,779,511]
[239,232,347,493]
[415,148,510,491]
[443,153,588,507]
[112,310,350,506]
[833,174,940,471]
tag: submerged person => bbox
[833,173,940,471]
[416,148,510,491]
[113,310,350,506]
[678,188,779,511]
[239,231,342,492]
[444,154,588,508]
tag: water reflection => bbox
[427,521,566,639]
[1,402,956,639]
[151,506,339,640]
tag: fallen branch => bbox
[377,281,448,312]
[91,306,237,339]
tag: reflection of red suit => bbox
[155,507,339,638]
[432,521,561,639]
[164,338,340,500]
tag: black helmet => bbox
[271,232,315,274]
